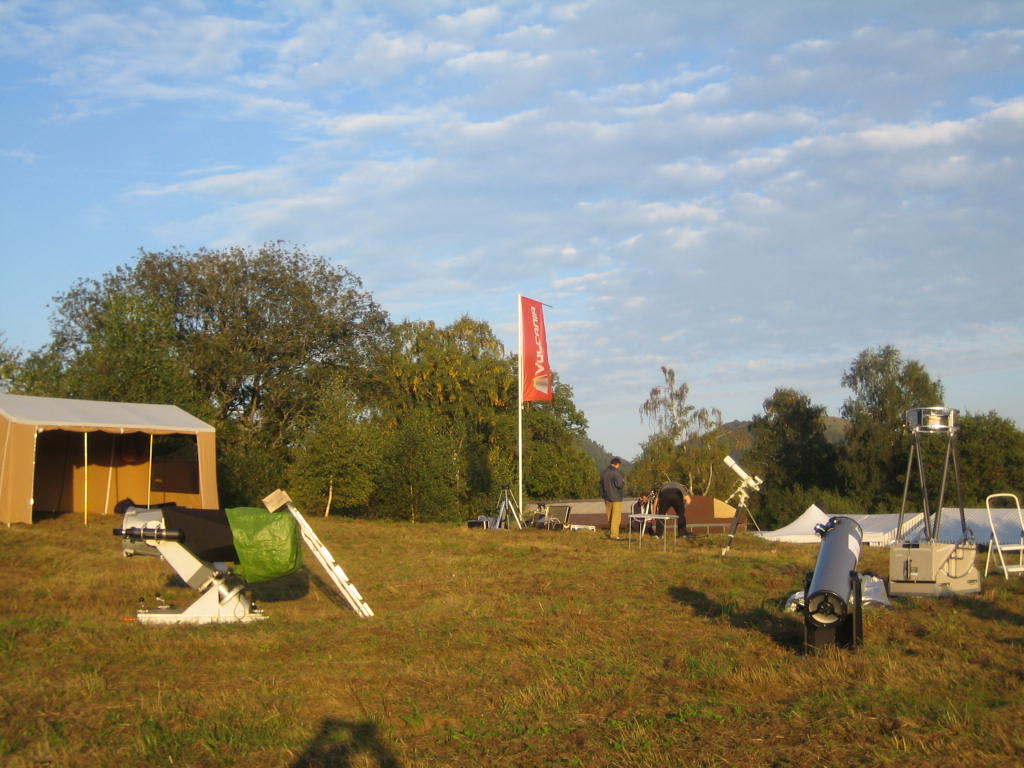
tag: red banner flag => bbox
[520,295,553,402]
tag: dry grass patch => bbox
[3,513,1024,766]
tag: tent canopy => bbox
[756,504,925,547]
[0,393,218,525]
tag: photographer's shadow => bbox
[669,585,804,651]
[292,718,402,768]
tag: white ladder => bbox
[262,489,374,618]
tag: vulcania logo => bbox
[530,304,552,396]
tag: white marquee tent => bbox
[756,505,926,547]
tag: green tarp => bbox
[225,506,302,583]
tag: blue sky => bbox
[2,1,1023,458]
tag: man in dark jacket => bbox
[600,457,626,540]
[654,481,692,537]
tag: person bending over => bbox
[654,482,692,537]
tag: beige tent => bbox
[0,393,218,525]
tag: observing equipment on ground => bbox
[262,489,374,618]
[720,456,763,556]
[888,407,980,597]
[468,486,523,530]
[802,516,864,651]
[115,504,285,624]
[115,490,373,624]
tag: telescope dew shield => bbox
[804,516,864,651]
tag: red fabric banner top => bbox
[520,296,553,402]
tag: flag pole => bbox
[517,294,524,516]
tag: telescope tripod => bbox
[494,486,523,530]
[720,483,761,556]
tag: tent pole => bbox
[83,433,89,525]
[103,436,115,518]
[147,435,154,508]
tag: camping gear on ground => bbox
[261,489,373,618]
[115,502,300,624]
[888,407,980,597]
[468,486,522,530]
[802,516,864,651]
[984,493,1024,579]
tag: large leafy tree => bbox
[839,345,944,510]
[370,317,595,518]
[745,388,840,527]
[372,317,515,514]
[954,412,1024,506]
[522,377,597,500]
[19,243,390,504]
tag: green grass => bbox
[3,513,1024,767]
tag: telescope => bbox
[115,490,375,624]
[724,455,762,492]
[114,502,301,624]
[720,455,763,555]
[802,516,863,651]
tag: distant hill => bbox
[721,416,849,455]
[588,416,850,466]
[581,437,633,473]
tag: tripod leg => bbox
[721,508,744,556]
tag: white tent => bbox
[926,507,1023,547]
[755,505,926,546]
[755,504,831,544]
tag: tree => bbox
[369,317,596,519]
[22,243,390,504]
[745,388,839,527]
[522,377,597,500]
[372,317,516,516]
[285,382,384,515]
[633,366,728,495]
[0,335,18,392]
[955,412,1024,505]
[374,405,461,522]
[839,345,944,510]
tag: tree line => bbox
[2,243,1021,526]
[0,244,594,520]
[628,349,1024,529]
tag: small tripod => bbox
[494,486,523,530]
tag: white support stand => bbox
[118,521,267,625]
[262,489,374,618]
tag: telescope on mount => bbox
[802,516,864,651]
[720,455,763,555]
[113,489,373,624]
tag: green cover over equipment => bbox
[224,506,302,583]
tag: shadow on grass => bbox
[956,594,1024,628]
[668,586,804,651]
[292,719,403,768]
[251,568,312,602]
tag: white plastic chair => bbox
[984,493,1024,579]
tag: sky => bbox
[2,0,1023,459]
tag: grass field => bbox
[2,510,1024,767]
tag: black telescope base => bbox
[803,571,863,653]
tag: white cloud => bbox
[3,0,1024,455]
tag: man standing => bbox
[654,481,692,537]
[601,457,626,540]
